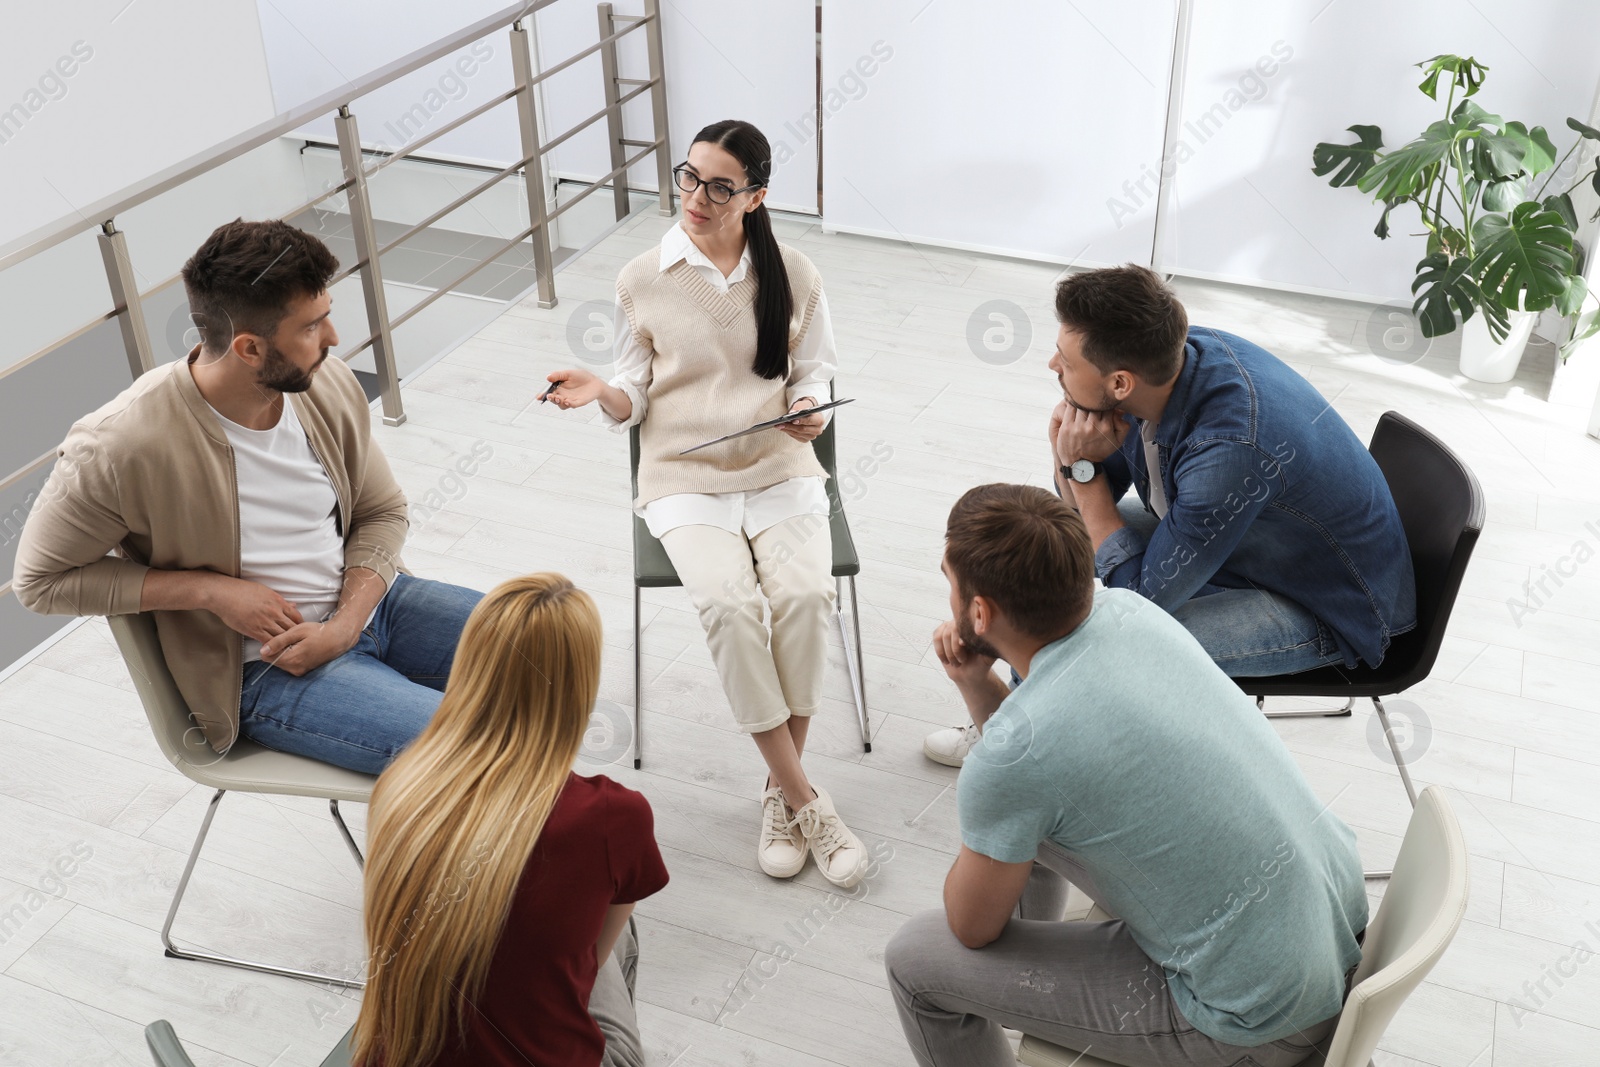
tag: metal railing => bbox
[0,0,675,603]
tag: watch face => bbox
[1070,459,1095,482]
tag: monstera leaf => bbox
[1374,196,1407,239]
[1358,114,1473,201]
[1417,54,1488,100]
[1500,122,1557,176]
[1560,301,1600,361]
[1467,118,1555,182]
[1567,116,1600,142]
[1411,253,1495,338]
[1481,175,1527,212]
[1471,201,1576,313]
[1312,125,1384,187]
[1555,274,1589,318]
[1543,192,1579,230]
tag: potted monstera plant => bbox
[1313,54,1600,382]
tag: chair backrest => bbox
[1367,411,1484,684]
[106,612,218,776]
[1323,786,1469,1067]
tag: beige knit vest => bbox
[618,242,829,506]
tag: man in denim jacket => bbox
[924,264,1415,767]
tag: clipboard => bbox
[679,398,855,455]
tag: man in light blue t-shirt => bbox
[885,484,1368,1067]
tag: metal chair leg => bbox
[633,583,643,769]
[1256,693,1406,882]
[1259,696,1355,719]
[330,800,364,868]
[162,788,366,988]
[1360,694,1415,883]
[1373,696,1419,808]
[837,575,870,752]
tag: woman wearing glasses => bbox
[545,119,867,889]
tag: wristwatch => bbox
[1061,459,1103,484]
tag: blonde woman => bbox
[546,119,867,889]
[351,574,667,1067]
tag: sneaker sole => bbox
[758,848,808,879]
[815,847,868,890]
[922,740,967,768]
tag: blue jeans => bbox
[1117,502,1343,678]
[238,573,484,774]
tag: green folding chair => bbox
[629,419,870,767]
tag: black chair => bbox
[629,418,870,768]
[147,1020,350,1066]
[1238,411,1484,859]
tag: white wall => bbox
[258,0,526,172]
[531,0,819,214]
[1,138,310,375]
[1160,0,1600,302]
[257,0,820,214]
[820,1,1177,267]
[0,0,278,251]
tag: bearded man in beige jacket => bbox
[13,219,483,774]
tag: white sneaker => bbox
[757,786,808,879]
[793,786,868,889]
[923,723,981,767]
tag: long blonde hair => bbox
[351,573,603,1067]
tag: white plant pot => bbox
[1459,308,1537,383]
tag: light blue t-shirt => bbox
[957,588,1368,1047]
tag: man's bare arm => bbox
[323,566,387,646]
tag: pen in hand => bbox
[539,379,565,404]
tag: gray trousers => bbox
[885,842,1339,1067]
[317,919,645,1066]
[592,916,645,1067]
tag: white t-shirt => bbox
[210,397,354,663]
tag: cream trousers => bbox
[659,514,835,734]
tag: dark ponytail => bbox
[692,120,792,380]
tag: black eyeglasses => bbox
[672,163,764,205]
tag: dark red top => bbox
[429,772,668,1067]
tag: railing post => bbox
[641,0,675,218]
[97,221,155,379]
[597,3,632,223]
[334,106,406,427]
[512,19,559,310]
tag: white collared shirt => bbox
[602,222,836,539]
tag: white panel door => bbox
[821,1,1178,267]
[1162,0,1600,302]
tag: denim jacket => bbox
[1096,327,1416,668]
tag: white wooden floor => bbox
[3,212,1599,1067]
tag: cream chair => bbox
[108,611,374,987]
[1018,785,1468,1067]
